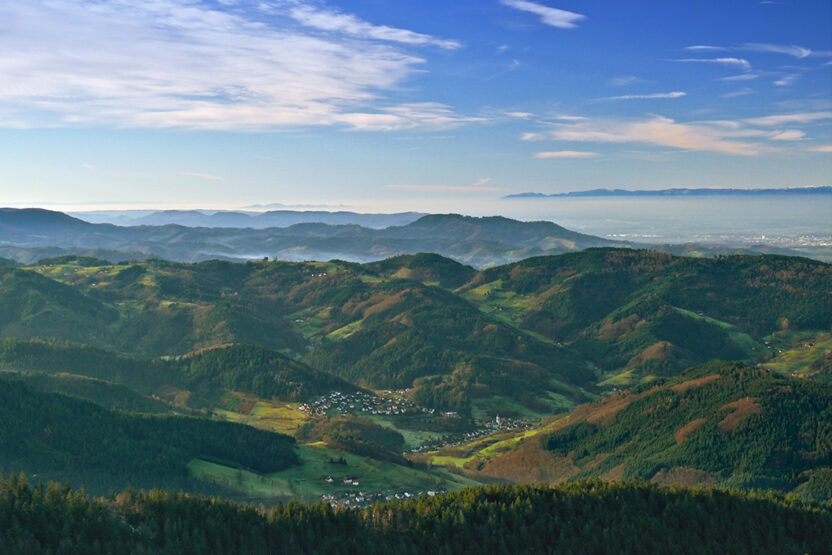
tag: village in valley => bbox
[299,390,433,417]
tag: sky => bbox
[1,0,831,212]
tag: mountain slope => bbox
[459,249,832,384]
[0,377,298,493]
[473,362,832,499]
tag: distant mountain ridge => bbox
[505,186,832,199]
[0,208,620,267]
[72,208,425,229]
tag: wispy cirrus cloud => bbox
[674,58,751,70]
[744,111,832,126]
[0,0,470,131]
[499,0,586,29]
[685,43,816,59]
[536,115,763,155]
[720,73,759,81]
[339,103,485,131]
[595,91,687,101]
[774,73,800,86]
[286,4,461,49]
[768,130,805,141]
[534,151,597,158]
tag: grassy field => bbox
[365,415,446,450]
[189,442,483,502]
[762,331,832,378]
[213,392,310,435]
[416,414,572,471]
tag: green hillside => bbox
[1,249,828,421]
[1,477,830,554]
[461,249,832,384]
[0,377,298,493]
[465,362,832,500]
[0,339,356,409]
[0,370,173,414]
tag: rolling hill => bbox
[0,376,298,493]
[0,249,828,419]
[428,362,832,502]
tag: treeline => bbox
[1,477,830,554]
[0,378,298,494]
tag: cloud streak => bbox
[0,0,470,131]
[287,5,461,49]
[596,91,687,101]
[499,0,585,29]
[675,58,751,70]
[540,116,763,155]
[744,112,832,126]
[686,43,815,59]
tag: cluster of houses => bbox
[320,487,446,508]
[299,390,432,417]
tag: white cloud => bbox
[684,45,727,52]
[774,73,799,86]
[521,132,546,141]
[0,0,468,131]
[720,73,759,81]
[808,145,832,153]
[768,130,805,141]
[499,0,585,29]
[534,151,597,158]
[544,115,761,155]
[339,103,484,131]
[744,112,832,126]
[473,177,493,187]
[597,91,687,101]
[685,43,815,59]
[675,58,751,70]
[504,111,534,119]
[741,43,812,58]
[287,5,461,49]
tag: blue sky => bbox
[1,0,831,211]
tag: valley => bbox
[0,244,829,507]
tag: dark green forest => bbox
[1,476,830,554]
[0,378,298,494]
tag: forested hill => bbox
[471,362,832,501]
[1,478,830,554]
[0,250,830,417]
[0,377,298,494]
